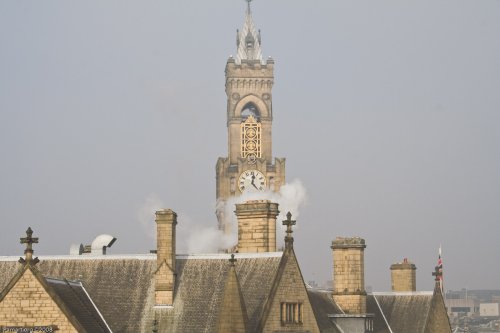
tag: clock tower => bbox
[216,1,285,233]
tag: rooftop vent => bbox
[69,234,117,256]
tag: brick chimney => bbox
[331,237,367,314]
[390,258,417,292]
[235,200,279,253]
[155,209,177,306]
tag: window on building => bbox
[365,318,374,331]
[280,302,303,325]
[241,102,260,121]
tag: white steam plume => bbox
[137,193,235,254]
[137,193,164,239]
[216,179,308,251]
[137,180,307,254]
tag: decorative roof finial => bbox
[432,265,441,282]
[229,253,237,266]
[19,227,39,265]
[282,212,296,248]
[246,0,253,12]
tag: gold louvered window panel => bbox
[241,115,261,161]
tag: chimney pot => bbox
[390,258,417,292]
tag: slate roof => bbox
[0,254,446,333]
[0,261,112,333]
[150,253,282,333]
[0,253,282,333]
[0,255,156,333]
[371,292,434,333]
[307,289,436,333]
[307,289,343,333]
[45,277,112,333]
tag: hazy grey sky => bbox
[1,0,499,292]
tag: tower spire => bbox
[236,0,263,64]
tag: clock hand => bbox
[250,175,259,190]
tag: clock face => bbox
[238,169,267,192]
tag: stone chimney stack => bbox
[390,258,417,292]
[331,237,367,314]
[155,209,177,306]
[235,200,279,253]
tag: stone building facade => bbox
[0,3,453,333]
[215,3,285,234]
[0,229,111,332]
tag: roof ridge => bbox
[371,291,434,296]
[79,281,114,333]
[372,293,394,333]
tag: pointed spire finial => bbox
[235,0,263,63]
[19,227,39,265]
[246,0,253,11]
[282,212,296,248]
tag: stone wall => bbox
[262,250,320,333]
[390,259,417,292]
[331,237,367,314]
[235,200,279,253]
[225,59,274,165]
[0,269,77,332]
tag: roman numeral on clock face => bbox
[238,169,267,193]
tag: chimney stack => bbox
[331,237,367,314]
[390,258,417,292]
[235,200,279,253]
[155,209,177,306]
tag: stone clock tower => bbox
[216,1,285,233]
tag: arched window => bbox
[241,102,260,121]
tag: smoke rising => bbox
[216,178,308,251]
[137,193,164,239]
[138,180,307,253]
